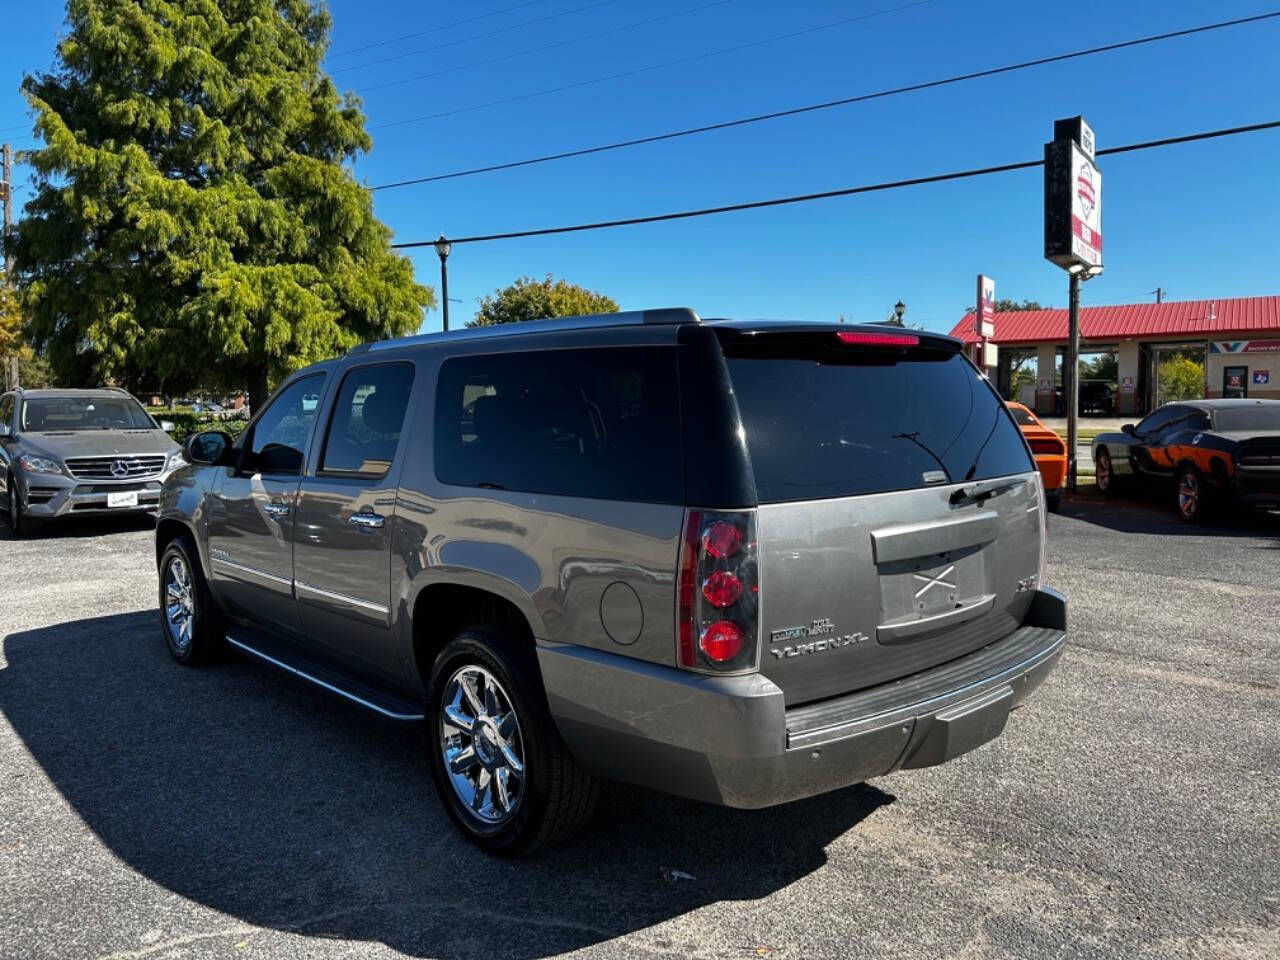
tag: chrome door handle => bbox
[264,501,290,518]
[349,512,385,529]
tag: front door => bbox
[207,373,327,639]
[1224,365,1248,399]
[293,361,417,685]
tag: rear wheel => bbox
[1046,489,1062,513]
[1176,464,1210,523]
[158,536,224,663]
[5,474,37,538]
[1094,449,1116,496]
[426,627,597,856]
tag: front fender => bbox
[156,466,213,574]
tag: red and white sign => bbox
[976,275,995,339]
[1121,376,1134,389]
[1071,145,1102,266]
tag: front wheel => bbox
[1094,449,1116,496]
[1176,464,1211,523]
[5,475,38,538]
[427,628,598,856]
[158,536,224,663]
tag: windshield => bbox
[20,396,155,432]
[1214,406,1280,431]
[721,335,1033,502]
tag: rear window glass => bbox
[722,337,1033,502]
[434,347,683,503]
[1214,406,1280,431]
[1008,405,1036,426]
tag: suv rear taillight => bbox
[677,509,760,673]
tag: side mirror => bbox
[1121,424,1136,435]
[184,430,234,466]
[160,420,176,433]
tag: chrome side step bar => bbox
[226,632,425,722]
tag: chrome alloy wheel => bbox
[1179,470,1200,519]
[439,665,525,824]
[164,556,195,651]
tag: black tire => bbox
[157,535,224,664]
[1046,489,1062,513]
[1094,449,1117,496]
[1175,464,1211,523]
[426,626,598,856]
[5,473,37,538]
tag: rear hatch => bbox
[716,326,1042,706]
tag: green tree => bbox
[994,298,1044,312]
[471,274,618,328]
[11,0,432,411]
[1157,356,1204,404]
[0,283,22,360]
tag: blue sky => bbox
[1,0,1278,334]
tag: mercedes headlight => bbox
[166,449,187,471]
[17,453,62,475]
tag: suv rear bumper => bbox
[538,588,1066,808]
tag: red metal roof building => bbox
[948,295,1280,415]
[949,295,1280,345]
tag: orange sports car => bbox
[1007,402,1067,512]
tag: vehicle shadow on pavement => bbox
[1060,495,1280,542]
[0,513,155,541]
[1,611,893,959]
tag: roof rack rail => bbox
[349,307,700,355]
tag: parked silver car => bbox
[156,310,1067,854]
[0,387,184,536]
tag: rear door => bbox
[717,329,1042,706]
[207,373,326,639]
[292,361,417,684]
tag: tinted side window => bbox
[722,338,1033,502]
[435,347,683,503]
[321,363,415,476]
[1136,407,1179,437]
[244,374,326,476]
[0,395,12,432]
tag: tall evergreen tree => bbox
[10,0,432,409]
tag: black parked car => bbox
[1090,399,1280,520]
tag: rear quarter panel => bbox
[388,336,687,688]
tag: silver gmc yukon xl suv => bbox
[155,309,1066,855]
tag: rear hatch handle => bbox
[948,475,1026,506]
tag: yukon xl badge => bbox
[769,618,868,659]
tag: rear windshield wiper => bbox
[949,476,1025,506]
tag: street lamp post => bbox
[893,300,905,326]
[434,233,452,332]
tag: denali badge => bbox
[770,618,834,643]
[770,632,869,659]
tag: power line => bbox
[370,0,939,130]
[331,0,626,75]
[326,0,554,59]
[390,120,1280,247]
[370,9,1280,190]
[358,0,735,95]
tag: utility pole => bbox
[1153,287,1164,304]
[1,143,12,277]
[2,143,15,391]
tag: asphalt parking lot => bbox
[2,500,1278,960]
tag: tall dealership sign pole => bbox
[975,274,995,369]
[1044,117,1103,494]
